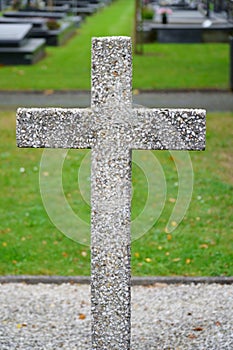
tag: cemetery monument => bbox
[16,36,206,349]
[0,23,46,65]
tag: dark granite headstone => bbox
[0,38,46,65]
[0,16,78,47]
[33,22,76,46]
[0,23,32,47]
[19,4,70,13]
[46,0,73,5]
[0,17,47,29]
[3,11,66,19]
[71,7,96,16]
[142,9,233,44]
[157,26,202,43]
[0,24,46,65]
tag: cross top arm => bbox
[16,36,206,152]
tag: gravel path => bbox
[0,283,233,349]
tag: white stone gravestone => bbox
[16,36,206,349]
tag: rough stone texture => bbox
[17,108,93,149]
[90,37,132,350]
[16,36,206,350]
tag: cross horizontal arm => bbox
[16,108,94,149]
[130,108,206,150]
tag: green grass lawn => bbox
[0,0,229,90]
[0,110,232,276]
[0,0,232,277]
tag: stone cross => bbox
[16,36,206,349]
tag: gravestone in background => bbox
[0,23,32,47]
[16,36,206,349]
[3,10,66,19]
[230,37,233,91]
[0,23,45,65]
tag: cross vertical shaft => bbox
[91,37,132,349]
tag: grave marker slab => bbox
[20,4,70,13]
[142,9,233,43]
[3,11,66,19]
[0,23,32,47]
[16,36,206,349]
[0,18,77,47]
[0,17,47,29]
[0,24,45,65]
[71,6,96,16]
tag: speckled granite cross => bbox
[16,36,206,349]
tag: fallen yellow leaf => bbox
[44,89,54,95]
[199,244,208,249]
[167,234,172,241]
[79,313,86,320]
[16,323,27,329]
[169,198,176,203]
[0,228,11,234]
[145,258,152,263]
[134,252,140,258]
